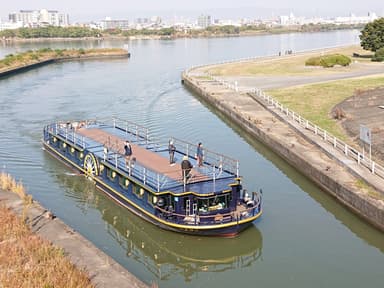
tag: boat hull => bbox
[43,141,260,237]
[43,119,262,237]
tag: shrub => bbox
[305,54,351,67]
[372,47,384,62]
[55,49,64,56]
[38,48,52,53]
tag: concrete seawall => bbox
[182,72,384,231]
[0,52,130,79]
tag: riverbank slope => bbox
[0,187,149,288]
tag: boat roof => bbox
[49,118,240,195]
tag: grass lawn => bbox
[267,75,384,140]
[206,45,373,76]
[0,48,126,73]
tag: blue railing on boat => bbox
[44,118,240,193]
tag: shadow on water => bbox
[183,85,384,253]
[53,171,263,282]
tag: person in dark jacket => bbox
[124,140,132,167]
[181,156,193,181]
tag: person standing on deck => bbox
[181,156,193,181]
[196,142,204,167]
[168,139,176,165]
[103,143,109,161]
[124,140,132,167]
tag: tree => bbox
[360,18,384,52]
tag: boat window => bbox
[198,194,231,212]
[119,176,129,190]
[147,193,157,206]
[61,141,67,152]
[107,168,117,181]
[69,146,76,156]
[78,151,84,160]
[133,185,144,199]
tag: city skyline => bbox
[1,0,383,22]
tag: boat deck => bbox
[53,120,238,194]
[78,127,207,181]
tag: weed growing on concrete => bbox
[0,205,94,288]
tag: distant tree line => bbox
[0,26,101,38]
[0,23,366,40]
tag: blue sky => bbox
[1,0,383,22]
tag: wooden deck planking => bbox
[78,128,207,182]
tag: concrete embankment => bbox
[0,189,148,288]
[182,72,384,231]
[0,51,130,78]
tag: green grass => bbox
[355,179,384,200]
[305,54,351,67]
[0,48,126,72]
[267,75,384,140]
[207,46,373,77]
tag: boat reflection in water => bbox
[54,171,263,282]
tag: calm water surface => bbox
[1,30,383,288]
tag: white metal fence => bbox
[184,51,384,182]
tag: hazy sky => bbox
[1,0,383,22]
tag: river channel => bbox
[1,30,383,287]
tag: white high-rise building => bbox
[197,15,212,28]
[8,9,69,27]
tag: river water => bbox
[1,30,383,288]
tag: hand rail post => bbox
[213,165,216,193]
[157,173,160,192]
[143,168,146,185]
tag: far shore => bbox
[0,27,361,44]
[0,48,130,77]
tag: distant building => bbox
[197,15,212,28]
[8,9,69,27]
[100,18,130,30]
[334,12,378,25]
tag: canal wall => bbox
[0,51,130,79]
[0,189,149,288]
[182,73,384,232]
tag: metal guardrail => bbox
[186,70,384,182]
[249,88,384,179]
[46,118,241,193]
[169,137,239,177]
